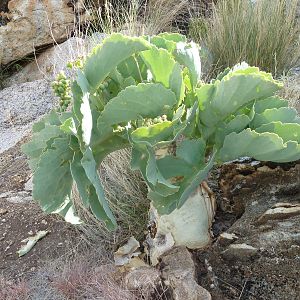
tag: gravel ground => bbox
[0,79,55,153]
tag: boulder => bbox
[3,33,107,87]
[161,247,212,300]
[0,79,56,153]
[0,0,90,65]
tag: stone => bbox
[0,191,13,198]
[0,0,90,65]
[114,237,140,266]
[0,208,8,215]
[24,177,33,192]
[161,247,211,300]
[218,232,239,246]
[6,194,33,203]
[0,79,55,153]
[123,267,161,291]
[256,204,300,225]
[221,243,258,261]
[4,33,107,87]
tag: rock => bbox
[161,247,211,300]
[221,243,258,261]
[6,193,33,203]
[24,177,33,192]
[123,267,161,291]
[145,232,175,267]
[114,236,140,266]
[0,79,55,153]
[4,33,107,87]
[0,191,13,198]
[218,232,239,246]
[0,208,8,215]
[256,203,300,225]
[196,161,300,299]
[0,0,90,65]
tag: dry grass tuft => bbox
[0,277,30,300]
[51,260,135,300]
[73,149,149,252]
[190,0,300,76]
[279,73,300,113]
[79,0,189,36]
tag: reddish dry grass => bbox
[51,259,136,300]
[0,277,30,300]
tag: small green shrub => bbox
[190,0,300,76]
[22,33,300,231]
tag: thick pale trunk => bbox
[146,183,216,265]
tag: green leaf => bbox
[70,151,91,208]
[33,137,74,213]
[198,66,282,128]
[251,107,298,128]
[174,42,201,89]
[131,146,179,197]
[55,200,82,225]
[176,139,206,165]
[170,62,185,104]
[255,122,300,143]
[149,152,215,214]
[32,110,61,133]
[158,32,187,43]
[131,121,175,146]
[117,56,145,83]
[140,47,177,88]
[83,34,150,90]
[22,125,63,171]
[254,96,288,114]
[157,156,193,179]
[60,117,77,135]
[214,104,255,147]
[219,128,300,163]
[81,148,117,229]
[97,83,177,129]
[149,36,177,53]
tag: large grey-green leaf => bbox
[149,152,215,214]
[176,139,206,166]
[198,67,282,128]
[54,200,81,225]
[97,83,177,130]
[22,125,63,171]
[251,107,298,128]
[70,151,91,208]
[33,137,73,213]
[219,128,300,163]
[131,121,175,146]
[255,122,300,143]
[254,96,288,114]
[83,34,150,90]
[131,146,179,197]
[140,47,183,101]
[174,42,201,89]
[81,148,117,229]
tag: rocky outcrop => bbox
[3,33,106,87]
[0,79,56,153]
[195,160,300,300]
[0,0,89,65]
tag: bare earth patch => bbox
[0,139,81,281]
